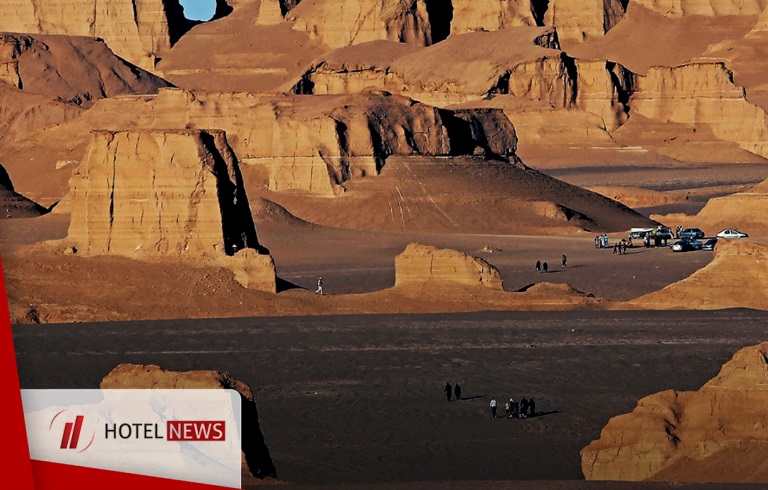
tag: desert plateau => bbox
[3,0,768,487]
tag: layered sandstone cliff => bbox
[631,240,768,310]
[582,341,768,482]
[67,129,276,292]
[101,363,277,480]
[0,0,196,71]
[292,27,631,131]
[290,0,433,49]
[84,89,517,196]
[630,62,768,159]
[395,243,504,290]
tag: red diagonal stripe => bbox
[69,415,84,449]
[60,422,73,449]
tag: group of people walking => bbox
[594,234,609,248]
[612,240,628,255]
[443,382,462,402]
[535,254,567,273]
[489,396,536,418]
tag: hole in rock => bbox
[530,0,550,27]
[424,0,453,44]
[179,0,217,21]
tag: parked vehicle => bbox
[679,228,706,239]
[716,229,748,239]
[671,239,703,252]
[702,238,718,251]
[629,228,653,240]
[655,227,674,240]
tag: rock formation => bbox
[290,0,433,49]
[83,89,518,196]
[101,363,277,480]
[631,240,768,310]
[0,33,172,107]
[582,341,768,482]
[395,242,504,290]
[0,0,200,71]
[291,28,632,131]
[630,62,768,160]
[67,129,277,292]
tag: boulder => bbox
[395,242,504,290]
[582,341,768,482]
[101,363,277,480]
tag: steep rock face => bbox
[0,0,195,70]
[290,0,433,49]
[85,89,517,195]
[101,363,277,480]
[631,240,768,310]
[293,28,631,131]
[543,0,628,45]
[68,129,276,291]
[630,62,768,159]
[0,33,171,107]
[633,0,768,16]
[449,0,535,35]
[395,242,504,290]
[582,342,768,482]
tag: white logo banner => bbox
[22,389,242,488]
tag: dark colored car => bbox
[655,227,674,240]
[679,228,705,240]
[702,238,718,251]
[671,239,703,252]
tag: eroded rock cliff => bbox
[67,129,276,291]
[292,27,631,131]
[582,341,768,482]
[290,0,433,49]
[0,33,171,107]
[84,89,517,196]
[630,62,768,159]
[633,0,768,17]
[0,0,196,70]
[395,242,504,290]
[101,363,277,480]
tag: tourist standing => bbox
[490,397,498,418]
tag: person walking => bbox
[542,262,548,273]
[535,260,541,273]
[505,399,512,418]
[490,397,498,418]
[454,384,462,401]
[444,382,452,402]
[520,397,529,416]
[561,253,567,268]
[528,397,536,416]
[315,277,324,295]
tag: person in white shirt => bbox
[315,277,324,295]
[490,397,497,418]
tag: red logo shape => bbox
[50,410,95,452]
[167,421,226,441]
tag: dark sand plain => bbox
[13,310,768,486]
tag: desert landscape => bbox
[3,0,768,486]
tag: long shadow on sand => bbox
[458,395,486,401]
[527,409,561,418]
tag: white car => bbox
[716,229,748,239]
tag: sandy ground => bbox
[13,310,768,485]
